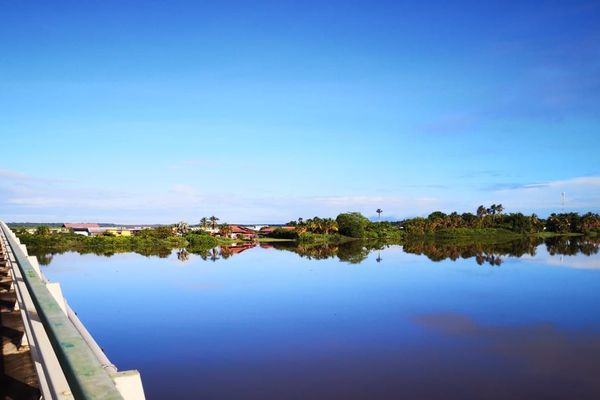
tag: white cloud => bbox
[1,167,599,223]
[0,169,30,180]
[491,176,600,210]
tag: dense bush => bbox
[268,228,299,240]
[336,212,370,238]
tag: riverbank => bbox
[15,227,588,258]
[16,231,235,258]
[278,228,584,246]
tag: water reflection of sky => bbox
[519,245,600,270]
[41,244,600,399]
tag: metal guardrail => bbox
[0,222,144,400]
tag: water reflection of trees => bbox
[272,236,599,266]
[272,241,386,264]
[30,236,600,267]
[402,237,543,266]
[404,236,599,265]
[186,244,259,262]
[545,236,600,256]
[28,245,174,264]
[176,248,189,262]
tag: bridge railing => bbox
[0,222,145,400]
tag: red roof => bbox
[259,226,295,233]
[221,244,256,254]
[229,225,256,234]
[63,223,100,229]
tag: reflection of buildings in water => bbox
[186,236,599,266]
[186,243,262,262]
[177,248,189,262]
[219,243,257,258]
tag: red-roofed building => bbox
[62,223,101,236]
[259,226,296,236]
[221,243,256,256]
[226,225,258,240]
[63,223,100,229]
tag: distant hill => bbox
[6,222,156,228]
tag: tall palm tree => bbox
[200,217,208,229]
[176,221,189,235]
[209,247,220,262]
[177,248,189,262]
[376,208,383,220]
[322,218,338,234]
[209,216,219,229]
[476,205,487,218]
[496,204,504,215]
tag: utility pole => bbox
[561,192,565,211]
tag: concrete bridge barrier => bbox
[0,221,145,400]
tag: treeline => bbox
[400,205,600,236]
[275,208,600,241]
[277,212,403,241]
[15,226,231,259]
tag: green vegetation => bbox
[281,213,404,242]
[268,228,300,240]
[336,212,370,238]
[272,235,599,266]
[11,208,600,264]
[271,208,599,248]
[15,226,233,260]
[400,205,600,237]
[297,232,352,245]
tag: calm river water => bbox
[36,238,600,399]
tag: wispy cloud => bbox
[489,176,600,211]
[2,167,599,223]
[0,168,445,223]
[0,169,30,180]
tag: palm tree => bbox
[496,204,504,215]
[209,247,220,262]
[376,208,383,220]
[177,248,189,262]
[209,216,219,229]
[476,205,487,218]
[200,217,208,229]
[176,221,189,235]
[322,218,338,234]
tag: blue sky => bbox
[1,1,599,223]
